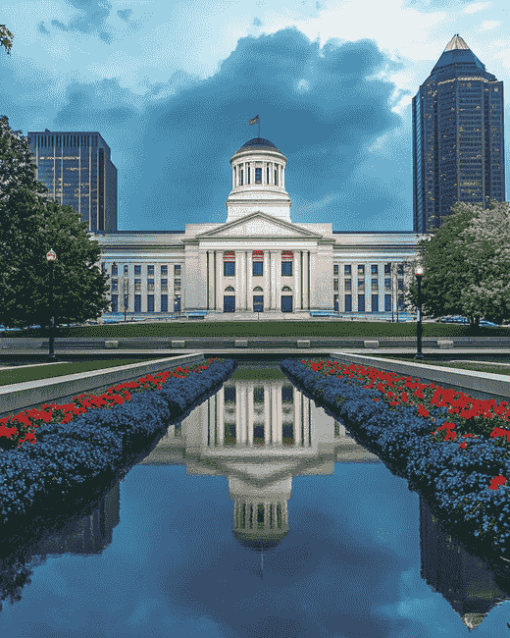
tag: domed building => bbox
[92,136,428,318]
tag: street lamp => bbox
[414,266,424,361]
[46,248,58,362]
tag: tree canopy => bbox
[0,115,110,328]
[0,25,13,55]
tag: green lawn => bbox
[0,358,156,386]
[230,368,287,381]
[368,355,510,377]
[4,321,509,339]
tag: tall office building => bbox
[27,129,117,233]
[412,34,505,233]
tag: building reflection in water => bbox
[419,495,510,629]
[140,377,380,549]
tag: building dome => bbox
[241,137,278,150]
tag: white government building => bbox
[92,137,428,318]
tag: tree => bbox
[0,116,110,328]
[413,200,510,326]
[0,25,13,55]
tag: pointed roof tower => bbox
[431,34,485,73]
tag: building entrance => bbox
[224,296,235,313]
[281,296,293,313]
[253,296,263,312]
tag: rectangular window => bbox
[148,265,154,276]
[371,265,378,275]
[111,279,118,292]
[371,294,379,312]
[334,265,339,275]
[174,265,181,275]
[134,295,141,312]
[161,294,168,312]
[124,265,129,275]
[358,295,365,312]
[358,264,365,275]
[240,169,244,185]
[371,278,378,290]
[147,295,154,312]
[224,262,235,277]
[345,295,352,312]
[135,278,141,292]
[334,294,339,311]
[385,278,391,290]
[344,265,351,275]
[134,265,141,276]
[398,295,404,311]
[123,294,129,311]
[161,278,168,290]
[358,280,364,291]
[111,295,118,312]
[345,279,351,291]
[397,263,404,275]
[111,264,118,276]
[255,167,262,183]
[274,169,278,186]
[333,279,339,291]
[385,294,391,312]
[148,278,155,292]
[174,279,181,290]
[253,262,263,276]
[384,263,391,274]
[282,262,292,276]
[398,279,404,290]
[174,296,181,312]
[161,265,168,275]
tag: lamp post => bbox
[46,248,57,362]
[414,266,424,361]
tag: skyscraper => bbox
[412,34,505,233]
[27,130,117,233]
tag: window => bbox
[147,295,154,312]
[161,265,168,275]
[334,265,339,276]
[345,279,351,291]
[111,295,118,312]
[358,264,365,275]
[161,295,168,312]
[134,265,141,276]
[282,262,292,276]
[224,262,235,277]
[397,263,404,275]
[398,279,404,290]
[334,280,339,291]
[385,295,391,312]
[255,167,262,183]
[358,295,365,312]
[345,295,352,312]
[253,262,263,276]
[371,265,378,275]
[135,278,141,292]
[385,278,391,290]
[111,279,118,292]
[174,296,181,312]
[134,295,141,312]
[240,169,244,185]
[161,278,168,290]
[384,263,391,274]
[275,168,278,185]
[111,264,118,276]
[148,278,155,292]
[174,265,181,275]
[124,265,129,275]
[174,279,181,290]
[344,265,351,275]
[148,265,154,276]
[123,295,129,311]
[371,278,378,290]
[253,286,263,292]
[225,286,235,292]
[267,167,269,183]
[358,280,365,291]
[282,286,292,292]
[371,294,379,312]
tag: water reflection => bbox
[419,495,510,629]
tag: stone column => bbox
[294,389,301,446]
[235,251,245,311]
[207,250,214,311]
[270,251,277,310]
[309,251,317,310]
[276,252,282,311]
[263,251,270,310]
[275,387,282,443]
[247,384,254,446]
[247,251,253,311]
[232,166,235,189]
[293,253,299,314]
[282,165,285,189]
[262,161,266,185]
[236,385,244,444]
[271,387,279,444]
[216,252,223,312]
[303,395,310,447]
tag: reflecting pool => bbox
[2,361,510,637]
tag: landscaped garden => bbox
[0,357,237,529]
[280,357,510,562]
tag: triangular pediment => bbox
[196,212,321,239]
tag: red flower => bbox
[489,475,507,490]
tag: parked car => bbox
[479,320,499,327]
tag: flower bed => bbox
[0,358,237,525]
[280,357,510,558]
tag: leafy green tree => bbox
[412,200,510,326]
[0,116,110,328]
[0,25,13,55]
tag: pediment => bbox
[196,212,321,239]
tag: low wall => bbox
[330,352,510,403]
[0,353,204,417]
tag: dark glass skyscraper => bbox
[27,130,117,233]
[412,34,505,233]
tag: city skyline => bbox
[1,0,509,231]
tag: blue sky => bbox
[1,0,509,231]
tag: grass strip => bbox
[0,358,153,386]
[5,321,509,339]
[368,356,510,377]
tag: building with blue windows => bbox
[413,34,505,233]
[27,129,117,233]
[92,137,428,318]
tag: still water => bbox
[2,361,510,637]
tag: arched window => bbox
[225,286,235,292]
[253,286,263,292]
[282,286,292,292]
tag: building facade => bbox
[27,129,118,233]
[92,137,429,318]
[412,34,505,233]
